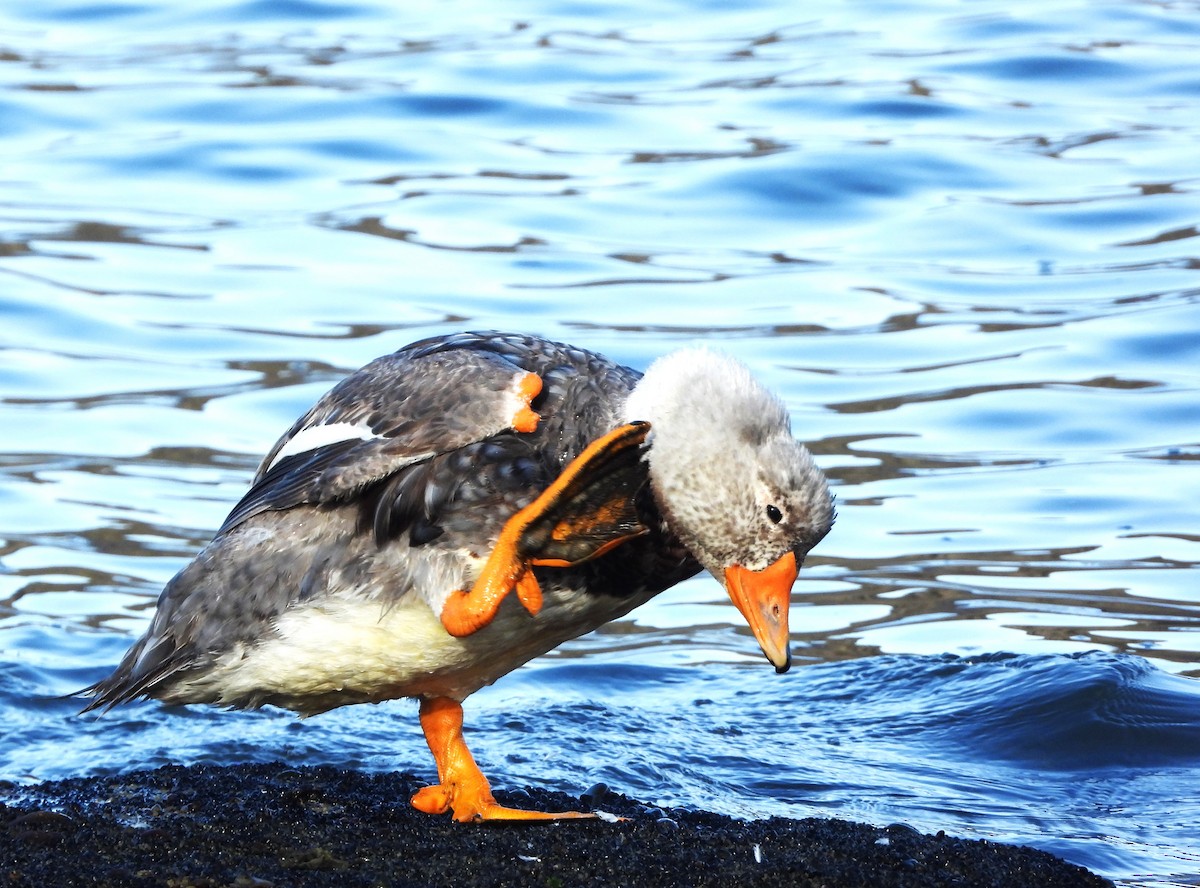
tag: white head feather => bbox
[624,347,834,578]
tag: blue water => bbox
[2,1,1199,886]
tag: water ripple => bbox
[3,0,1200,885]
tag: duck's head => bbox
[625,348,835,673]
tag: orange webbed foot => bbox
[439,544,543,638]
[411,782,454,816]
[437,422,651,639]
[414,697,595,822]
[411,781,595,822]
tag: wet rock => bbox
[0,762,1114,888]
[579,781,611,807]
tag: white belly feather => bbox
[175,570,653,713]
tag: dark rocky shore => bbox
[1,762,1112,888]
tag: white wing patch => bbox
[266,421,380,472]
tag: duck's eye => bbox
[766,504,783,524]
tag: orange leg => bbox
[440,556,543,639]
[410,697,594,822]
[438,422,651,639]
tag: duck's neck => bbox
[621,349,787,566]
[625,351,728,471]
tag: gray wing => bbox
[218,345,543,534]
[80,332,642,711]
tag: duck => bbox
[82,331,835,821]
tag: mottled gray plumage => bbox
[83,333,684,712]
[82,331,833,719]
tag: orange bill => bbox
[723,550,797,674]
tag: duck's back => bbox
[84,332,697,713]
